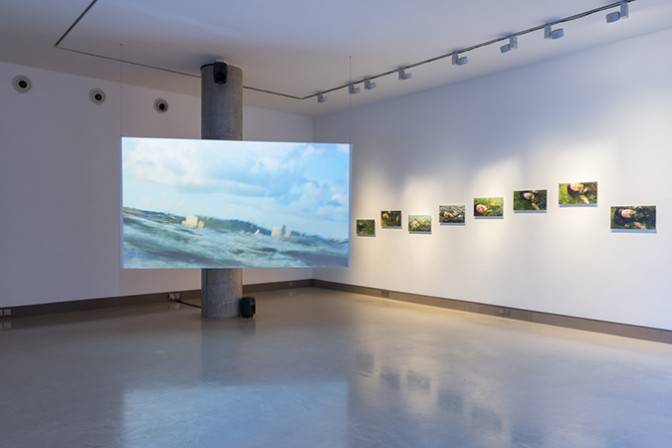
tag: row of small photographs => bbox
[358,205,657,235]
[356,182,656,235]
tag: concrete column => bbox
[200,62,244,319]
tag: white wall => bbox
[0,62,313,307]
[314,28,672,330]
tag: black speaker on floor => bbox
[239,296,256,318]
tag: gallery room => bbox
[1,0,671,446]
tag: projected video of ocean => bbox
[122,208,349,268]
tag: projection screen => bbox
[122,137,350,268]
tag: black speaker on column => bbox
[213,62,228,85]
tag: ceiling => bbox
[1,0,672,115]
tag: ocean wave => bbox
[122,208,348,268]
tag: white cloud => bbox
[301,144,325,159]
[123,138,350,236]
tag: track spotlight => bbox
[544,24,564,40]
[398,67,412,80]
[452,53,468,66]
[305,4,627,102]
[606,1,629,23]
[500,36,518,54]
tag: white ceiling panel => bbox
[1,0,671,114]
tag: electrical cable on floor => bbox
[175,299,202,309]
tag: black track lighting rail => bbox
[53,0,638,102]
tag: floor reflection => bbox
[347,350,509,447]
[1,288,671,448]
[122,382,348,448]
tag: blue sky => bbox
[122,138,350,239]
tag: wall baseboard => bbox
[0,280,312,318]
[1,290,201,318]
[4,278,671,344]
[243,279,314,293]
[313,280,672,344]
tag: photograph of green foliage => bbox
[408,215,432,233]
[559,182,598,205]
[381,210,402,228]
[439,205,466,224]
[356,219,376,236]
[474,197,504,217]
[611,206,656,231]
[514,190,547,211]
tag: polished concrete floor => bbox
[1,288,671,448]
